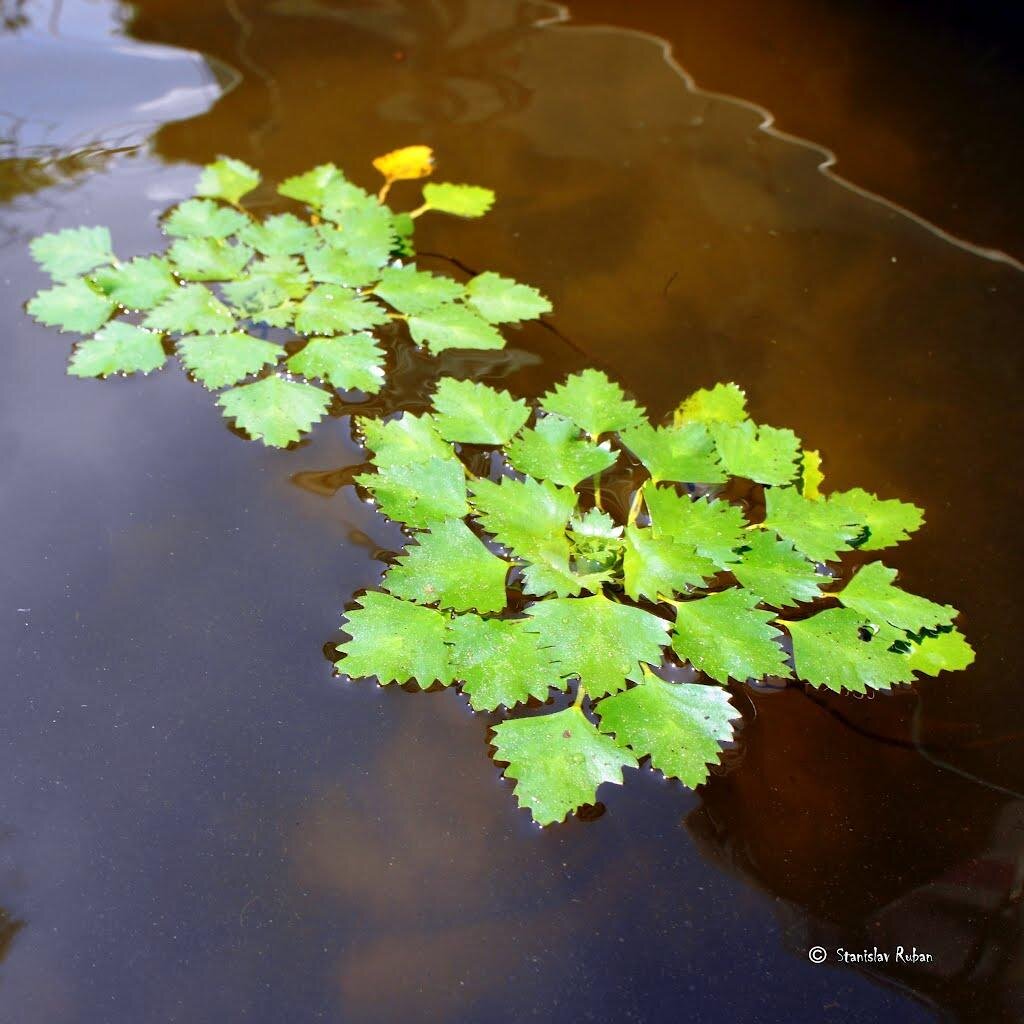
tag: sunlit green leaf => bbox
[447,615,567,711]
[356,457,468,528]
[430,377,530,444]
[505,414,617,487]
[674,382,747,426]
[644,486,746,569]
[287,333,385,393]
[144,284,235,334]
[336,591,449,686]
[831,487,925,550]
[422,182,495,218]
[711,420,800,485]
[836,561,956,632]
[68,322,166,378]
[597,675,739,785]
[801,449,824,500]
[373,265,463,315]
[178,332,282,389]
[540,369,645,437]
[525,594,670,698]
[361,412,453,468]
[905,628,975,677]
[469,475,576,560]
[196,157,260,205]
[163,198,248,239]
[761,486,862,563]
[492,707,636,826]
[619,421,724,483]
[622,525,717,601]
[237,212,318,256]
[321,202,395,266]
[408,303,505,353]
[90,256,176,310]
[787,607,915,694]
[294,284,389,335]
[27,278,114,333]
[383,519,509,613]
[731,530,826,608]
[303,245,380,288]
[168,237,253,281]
[465,271,551,324]
[30,225,114,281]
[672,588,791,684]
[278,163,347,208]
[216,375,330,447]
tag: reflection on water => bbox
[0,0,1021,1021]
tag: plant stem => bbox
[590,432,603,509]
[377,179,394,203]
[408,203,431,219]
[573,682,588,709]
[627,482,646,526]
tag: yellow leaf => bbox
[801,449,824,500]
[372,145,434,183]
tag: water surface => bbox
[1,2,1021,1021]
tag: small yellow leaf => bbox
[372,145,434,183]
[801,449,824,500]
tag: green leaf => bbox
[505,414,617,487]
[525,594,670,698]
[619,421,725,484]
[597,675,738,786]
[356,457,468,528]
[221,259,306,328]
[168,237,253,281]
[521,550,607,599]
[30,226,114,281]
[622,525,717,601]
[196,157,260,205]
[711,420,800,485]
[831,487,925,550]
[761,487,862,563]
[177,332,282,389]
[27,278,114,333]
[373,265,463,315]
[294,284,389,335]
[540,369,645,436]
[671,588,791,684]
[383,519,509,613]
[430,377,530,444]
[465,272,551,324]
[731,531,826,608]
[491,707,636,826]
[361,412,452,468]
[237,213,318,256]
[321,202,395,266]
[906,628,975,677]
[422,182,495,218]
[469,475,576,559]
[163,199,248,239]
[303,246,380,288]
[336,591,449,686]
[216,375,330,447]
[787,607,915,694]
[68,322,166,377]
[144,284,235,334]
[90,256,176,310]
[644,486,746,568]
[446,615,567,711]
[836,562,957,632]
[287,334,385,393]
[318,181,379,222]
[674,382,748,426]
[408,303,505,353]
[278,163,347,207]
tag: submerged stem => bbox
[590,432,603,509]
[627,482,646,526]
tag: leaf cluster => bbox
[26,150,550,447]
[336,375,973,824]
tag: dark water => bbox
[1,2,1021,1022]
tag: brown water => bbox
[1,2,1022,1022]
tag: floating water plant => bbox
[336,375,974,825]
[25,148,548,446]
[23,150,974,828]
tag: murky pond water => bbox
[1,2,1021,1021]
